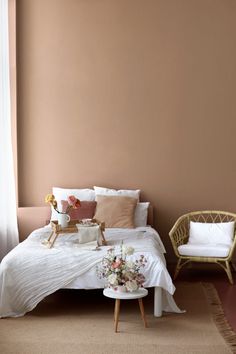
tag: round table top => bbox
[103,287,148,300]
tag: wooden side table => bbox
[103,288,148,332]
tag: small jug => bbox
[57,213,70,228]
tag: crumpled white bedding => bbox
[0,225,179,318]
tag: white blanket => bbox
[0,226,178,318]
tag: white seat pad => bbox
[178,243,231,258]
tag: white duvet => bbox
[0,226,178,318]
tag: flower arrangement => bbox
[97,243,147,292]
[45,194,81,214]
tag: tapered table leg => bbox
[138,298,148,328]
[103,288,148,332]
[114,299,120,333]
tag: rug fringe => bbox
[202,282,236,353]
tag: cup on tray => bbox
[57,213,70,228]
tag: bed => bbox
[0,187,182,318]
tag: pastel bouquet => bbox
[45,194,81,214]
[97,243,147,292]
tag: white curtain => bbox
[0,0,19,260]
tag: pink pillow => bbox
[61,200,97,220]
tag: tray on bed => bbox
[50,220,78,233]
[44,219,106,248]
[51,219,105,231]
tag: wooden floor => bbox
[170,263,236,332]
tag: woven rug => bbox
[0,283,235,354]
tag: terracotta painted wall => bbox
[17,0,236,260]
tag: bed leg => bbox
[154,286,162,317]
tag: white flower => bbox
[125,271,135,280]
[126,260,135,268]
[122,245,134,256]
[108,273,118,285]
[126,280,138,292]
[96,242,147,290]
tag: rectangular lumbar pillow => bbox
[189,221,235,246]
[93,186,140,201]
[94,195,137,228]
[61,200,97,220]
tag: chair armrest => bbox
[169,216,189,257]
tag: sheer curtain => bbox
[0,0,19,260]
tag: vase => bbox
[57,213,70,228]
[115,285,127,293]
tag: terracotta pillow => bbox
[61,200,97,220]
[94,195,137,228]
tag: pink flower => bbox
[74,199,81,208]
[68,195,81,209]
[112,260,122,269]
[68,195,76,206]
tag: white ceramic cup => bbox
[57,213,70,228]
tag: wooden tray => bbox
[50,220,78,233]
[43,219,106,248]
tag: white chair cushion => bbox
[189,221,235,246]
[178,243,232,258]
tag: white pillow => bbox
[189,221,235,246]
[134,202,150,227]
[51,187,95,220]
[94,186,140,201]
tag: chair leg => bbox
[225,261,234,285]
[230,261,236,272]
[174,259,191,280]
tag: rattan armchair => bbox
[169,211,236,284]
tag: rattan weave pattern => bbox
[169,211,236,284]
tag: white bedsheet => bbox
[0,226,179,318]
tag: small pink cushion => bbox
[61,200,97,220]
